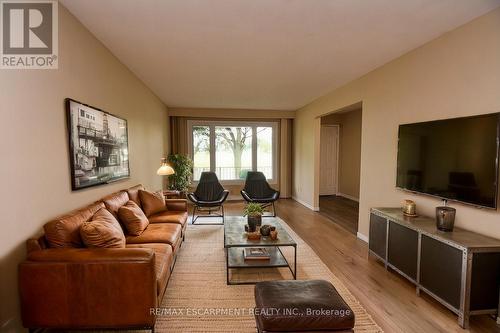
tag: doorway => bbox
[318,106,362,235]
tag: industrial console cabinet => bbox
[369,207,500,328]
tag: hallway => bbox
[319,195,359,235]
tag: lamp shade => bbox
[157,158,175,176]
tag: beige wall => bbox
[321,109,362,199]
[0,5,168,332]
[293,8,500,239]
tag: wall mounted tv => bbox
[396,113,500,209]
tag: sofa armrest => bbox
[19,248,157,330]
[271,191,280,201]
[240,190,253,202]
[166,199,188,212]
[219,190,230,204]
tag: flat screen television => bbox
[396,113,500,209]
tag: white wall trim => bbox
[356,232,368,243]
[1,317,17,332]
[292,196,320,211]
[336,192,359,202]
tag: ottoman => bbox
[254,280,355,332]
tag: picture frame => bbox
[66,98,130,191]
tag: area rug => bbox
[155,222,383,332]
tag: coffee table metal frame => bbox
[223,216,297,285]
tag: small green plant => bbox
[167,154,193,192]
[243,203,264,216]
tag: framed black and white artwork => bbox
[66,98,130,190]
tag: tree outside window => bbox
[191,122,276,182]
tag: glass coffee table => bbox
[224,216,297,285]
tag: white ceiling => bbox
[61,0,500,110]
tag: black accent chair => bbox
[240,171,280,217]
[187,172,229,224]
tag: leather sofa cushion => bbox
[148,210,188,227]
[126,184,145,207]
[139,190,166,217]
[118,201,149,236]
[126,223,181,247]
[102,191,130,219]
[80,208,126,248]
[44,202,105,248]
[254,280,355,332]
[127,243,173,298]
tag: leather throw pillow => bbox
[139,190,166,217]
[118,200,149,236]
[80,208,126,248]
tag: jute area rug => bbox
[155,221,383,332]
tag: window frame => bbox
[187,119,279,185]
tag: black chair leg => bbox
[191,205,224,225]
[192,205,198,224]
[258,202,276,217]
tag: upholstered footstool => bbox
[254,280,355,332]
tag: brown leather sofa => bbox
[18,184,188,333]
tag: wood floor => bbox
[218,199,499,333]
[319,195,359,235]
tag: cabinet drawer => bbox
[388,221,418,281]
[369,213,387,260]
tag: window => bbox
[257,127,273,179]
[189,121,278,182]
[215,126,253,180]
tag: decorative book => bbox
[243,247,271,260]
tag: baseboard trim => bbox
[356,232,369,243]
[1,317,19,332]
[292,196,320,211]
[337,192,359,202]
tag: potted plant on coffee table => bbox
[244,203,264,232]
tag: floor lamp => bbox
[157,158,175,190]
